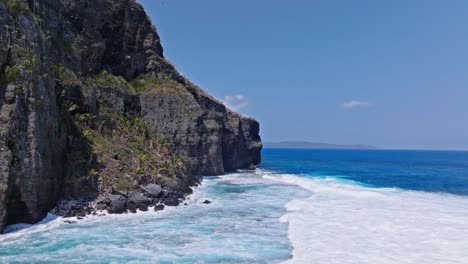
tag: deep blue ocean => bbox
[262,148,468,196]
[1,149,468,263]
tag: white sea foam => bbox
[1,214,62,236]
[264,173,468,264]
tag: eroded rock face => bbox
[223,112,262,171]
[0,0,262,232]
[0,1,68,231]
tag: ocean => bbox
[1,149,468,263]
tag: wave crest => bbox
[264,173,468,264]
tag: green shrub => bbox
[86,71,134,92]
[11,45,34,60]
[115,179,133,192]
[4,0,30,16]
[7,46,36,71]
[89,168,99,178]
[3,66,20,83]
[53,64,79,85]
[131,75,182,93]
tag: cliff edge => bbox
[0,0,262,232]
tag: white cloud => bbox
[341,100,369,109]
[222,95,249,111]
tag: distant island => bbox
[264,141,377,150]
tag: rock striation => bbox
[0,0,262,232]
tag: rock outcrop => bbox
[0,0,262,232]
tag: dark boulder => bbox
[51,199,92,218]
[163,193,181,207]
[111,188,129,197]
[140,184,162,198]
[154,204,165,211]
[127,202,137,213]
[108,195,127,214]
[138,204,149,212]
[96,198,110,211]
[128,192,151,212]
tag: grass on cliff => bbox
[3,0,30,16]
[11,45,36,67]
[53,64,79,86]
[85,71,135,92]
[131,75,184,93]
[74,105,185,192]
[83,72,189,97]
[0,45,37,84]
[131,75,194,118]
[1,66,20,83]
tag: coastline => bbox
[3,179,207,235]
[2,170,249,234]
[48,179,200,220]
[0,170,300,263]
[4,160,468,263]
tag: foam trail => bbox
[264,174,468,264]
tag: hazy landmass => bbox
[264,141,377,150]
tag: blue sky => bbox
[139,0,468,150]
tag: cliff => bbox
[0,0,262,232]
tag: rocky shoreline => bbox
[51,183,193,218]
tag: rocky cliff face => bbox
[0,0,262,232]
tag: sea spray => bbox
[266,174,468,264]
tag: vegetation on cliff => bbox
[0,0,261,232]
[85,71,135,93]
[53,65,192,196]
[3,0,30,16]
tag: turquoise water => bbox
[2,149,468,263]
[0,173,309,264]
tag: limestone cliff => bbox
[0,0,262,232]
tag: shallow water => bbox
[0,172,309,264]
